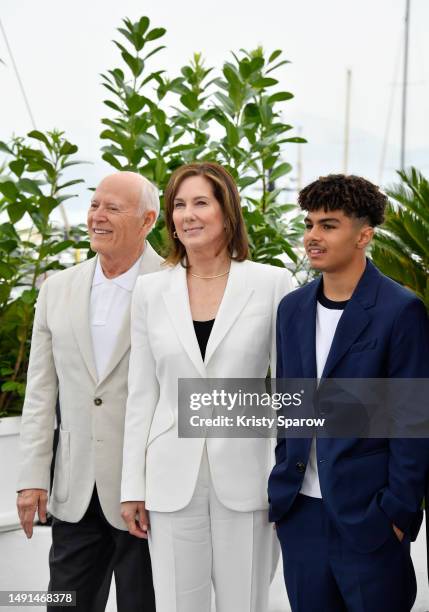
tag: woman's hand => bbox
[121,501,150,539]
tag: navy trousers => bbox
[276,494,416,612]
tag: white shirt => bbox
[90,255,142,381]
[300,298,345,498]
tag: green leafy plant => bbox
[0,15,307,414]
[0,130,85,415]
[372,167,429,311]
[100,17,306,268]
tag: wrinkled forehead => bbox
[93,179,141,210]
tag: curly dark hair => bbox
[298,174,387,226]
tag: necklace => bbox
[189,269,230,280]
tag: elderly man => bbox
[17,172,162,611]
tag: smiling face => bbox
[172,175,226,256]
[87,174,155,263]
[304,208,373,273]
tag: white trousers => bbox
[148,447,276,612]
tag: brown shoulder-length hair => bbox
[163,162,249,266]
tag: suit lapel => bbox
[69,257,98,384]
[162,260,254,375]
[321,302,370,378]
[296,279,319,378]
[162,265,206,378]
[139,241,164,273]
[321,260,380,378]
[98,242,164,385]
[204,261,253,366]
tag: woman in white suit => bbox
[121,162,293,612]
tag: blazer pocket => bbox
[53,429,70,503]
[349,339,377,354]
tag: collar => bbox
[92,254,143,291]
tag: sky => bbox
[1,0,428,226]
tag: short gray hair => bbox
[139,177,160,220]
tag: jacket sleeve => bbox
[121,277,160,502]
[269,269,294,377]
[379,297,429,533]
[17,279,58,492]
[273,299,288,465]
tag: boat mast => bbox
[400,0,411,171]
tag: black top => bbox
[193,319,215,360]
[317,282,349,311]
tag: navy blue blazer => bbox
[268,260,429,553]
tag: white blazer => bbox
[121,260,293,512]
[17,243,163,529]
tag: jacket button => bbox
[296,461,306,473]
[94,397,102,406]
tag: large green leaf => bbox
[268,50,282,63]
[268,92,294,104]
[0,261,13,280]
[137,16,150,36]
[121,52,144,78]
[18,178,43,196]
[9,160,25,177]
[146,28,166,41]
[6,203,26,223]
[27,130,50,146]
[0,181,19,201]
[252,77,278,89]
[270,162,292,181]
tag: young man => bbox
[268,174,429,611]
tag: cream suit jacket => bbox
[17,243,163,530]
[121,259,293,512]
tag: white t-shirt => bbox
[300,291,348,498]
[90,255,142,381]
